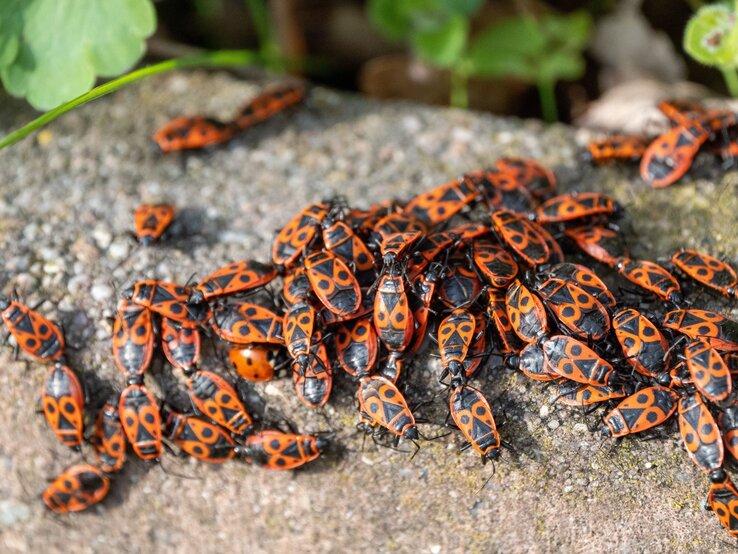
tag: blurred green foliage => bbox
[684,1,738,96]
[368,0,591,121]
[0,0,156,110]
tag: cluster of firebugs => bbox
[1,87,738,539]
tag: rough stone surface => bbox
[0,71,737,553]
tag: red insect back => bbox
[403,176,477,226]
[190,260,277,303]
[584,135,649,164]
[616,258,682,304]
[241,430,324,470]
[161,317,200,373]
[119,384,162,460]
[437,308,476,382]
[271,202,330,267]
[640,121,708,188]
[229,345,279,382]
[671,249,737,298]
[535,277,610,340]
[663,310,738,352]
[536,192,618,224]
[357,375,417,439]
[564,225,628,268]
[678,393,723,473]
[211,302,284,344]
[93,398,126,473]
[612,308,669,378]
[602,386,678,437]
[0,297,65,362]
[152,116,237,152]
[304,250,362,316]
[164,410,235,464]
[234,83,305,130]
[335,316,378,378]
[708,470,738,537]
[42,464,110,513]
[42,363,84,448]
[543,335,615,386]
[292,335,333,409]
[505,279,548,343]
[188,370,253,434]
[491,210,549,266]
[133,203,175,245]
[449,384,501,462]
[684,339,732,402]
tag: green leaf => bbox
[467,12,589,83]
[0,0,156,110]
[683,4,738,67]
[368,0,412,40]
[0,0,25,68]
[537,51,584,82]
[412,14,467,67]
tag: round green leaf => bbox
[1,0,156,110]
[684,4,738,67]
[412,14,467,67]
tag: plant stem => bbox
[721,66,738,98]
[0,49,260,151]
[450,69,469,109]
[245,0,283,71]
[537,79,558,123]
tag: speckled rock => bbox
[0,71,736,554]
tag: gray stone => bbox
[0,71,735,553]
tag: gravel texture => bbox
[0,71,737,553]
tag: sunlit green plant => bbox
[368,0,591,121]
[684,1,738,97]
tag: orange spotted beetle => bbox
[93,398,126,474]
[335,316,378,378]
[671,249,737,298]
[584,135,649,164]
[133,203,175,246]
[678,393,724,473]
[663,309,738,352]
[164,409,236,464]
[707,469,738,537]
[506,279,548,343]
[211,302,284,344]
[188,370,253,435]
[189,260,278,304]
[564,225,628,268]
[152,116,237,153]
[42,362,85,449]
[437,308,476,383]
[240,430,326,470]
[491,210,549,266]
[229,344,281,382]
[543,335,616,386]
[684,339,732,402]
[535,192,619,224]
[123,281,211,328]
[304,250,362,316]
[119,383,162,461]
[602,386,678,438]
[272,202,330,267]
[234,83,305,131]
[42,464,110,513]
[161,317,200,374]
[0,295,65,362]
[615,258,682,304]
[112,299,154,382]
[358,375,418,439]
[449,384,503,463]
[612,308,669,378]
